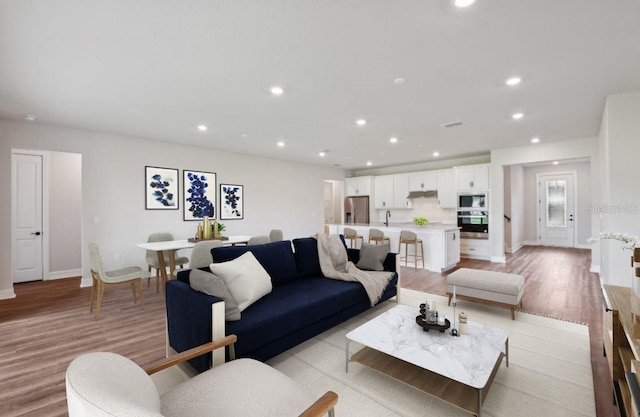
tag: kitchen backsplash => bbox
[374,198,457,224]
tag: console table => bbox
[602,285,640,416]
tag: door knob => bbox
[31,231,41,236]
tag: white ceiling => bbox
[1,1,639,170]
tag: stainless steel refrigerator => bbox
[344,196,369,224]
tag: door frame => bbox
[535,170,577,247]
[11,148,50,284]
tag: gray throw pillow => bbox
[189,269,241,321]
[356,242,390,271]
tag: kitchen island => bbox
[328,223,460,272]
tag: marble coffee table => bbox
[346,304,508,417]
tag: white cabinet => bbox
[436,169,457,208]
[460,238,490,260]
[393,174,411,208]
[374,175,410,209]
[455,164,489,191]
[408,171,437,192]
[445,230,461,267]
[345,176,372,196]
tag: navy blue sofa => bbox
[166,237,399,373]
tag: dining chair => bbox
[146,232,189,292]
[269,229,284,242]
[188,240,224,269]
[247,235,271,245]
[89,242,150,320]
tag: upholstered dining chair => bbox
[65,335,338,417]
[368,228,391,245]
[248,235,271,245]
[146,232,189,293]
[88,242,150,320]
[187,240,224,269]
[269,229,284,242]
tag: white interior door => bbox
[12,153,44,283]
[537,173,575,247]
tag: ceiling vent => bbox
[442,121,465,128]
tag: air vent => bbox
[442,121,465,128]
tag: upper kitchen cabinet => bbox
[455,164,489,191]
[374,174,410,209]
[345,176,372,196]
[436,169,456,208]
[408,171,437,192]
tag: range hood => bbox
[407,190,438,199]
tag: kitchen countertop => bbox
[331,222,460,232]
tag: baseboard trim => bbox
[590,264,601,274]
[80,275,93,288]
[491,255,507,263]
[0,288,17,300]
[47,268,82,280]
[508,243,524,254]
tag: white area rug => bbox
[266,288,596,417]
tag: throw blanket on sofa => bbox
[316,234,393,306]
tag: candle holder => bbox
[450,285,459,337]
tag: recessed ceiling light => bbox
[270,86,284,95]
[197,125,208,131]
[356,119,367,126]
[512,112,524,120]
[389,137,398,144]
[505,77,521,86]
[366,161,373,166]
[433,152,440,157]
[531,137,540,143]
[454,0,476,8]
[241,133,248,138]
[318,152,326,157]
[393,77,407,85]
[24,115,36,121]
[277,141,285,147]
[553,161,559,165]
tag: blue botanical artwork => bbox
[184,170,216,220]
[220,184,243,220]
[145,166,178,210]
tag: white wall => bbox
[521,161,591,247]
[48,151,82,277]
[0,119,345,294]
[490,136,599,264]
[597,90,640,288]
[503,166,512,251]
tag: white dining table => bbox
[136,235,253,293]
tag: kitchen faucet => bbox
[385,210,391,227]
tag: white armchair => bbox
[66,335,337,417]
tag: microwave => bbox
[458,193,487,210]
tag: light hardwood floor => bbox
[0,245,616,417]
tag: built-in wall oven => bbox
[458,193,489,239]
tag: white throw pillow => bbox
[209,252,272,312]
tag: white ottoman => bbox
[447,268,525,320]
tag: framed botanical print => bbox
[145,166,179,210]
[184,170,216,220]
[220,184,244,220]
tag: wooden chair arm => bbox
[146,334,237,375]
[298,391,338,417]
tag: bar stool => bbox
[344,227,363,248]
[368,228,391,245]
[398,230,424,269]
